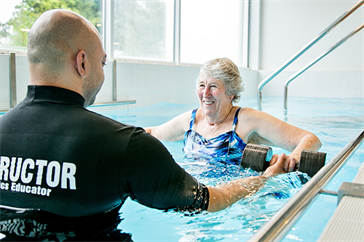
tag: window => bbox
[113,0,174,62]
[0,0,102,52]
[1,0,24,51]
[1,0,248,67]
[180,0,245,66]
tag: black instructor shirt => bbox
[0,86,208,238]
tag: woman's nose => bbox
[203,87,211,96]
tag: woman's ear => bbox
[76,50,87,78]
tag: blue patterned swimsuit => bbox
[183,108,247,165]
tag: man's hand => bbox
[207,153,291,212]
[264,153,293,177]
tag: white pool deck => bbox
[318,160,364,241]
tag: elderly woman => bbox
[145,57,321,171]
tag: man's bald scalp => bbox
[27,9,97,72]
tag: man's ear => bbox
[76,50,87,78]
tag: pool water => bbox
[89,96,364,241]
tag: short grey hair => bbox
[197,57,244,103]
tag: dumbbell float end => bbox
[298,149,326,177]
[240,144,272,171]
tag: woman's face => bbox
[196,72,233,117]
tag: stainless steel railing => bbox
[248,129,364,241]
[257,0,364,111]
[9,53,17,109]
[283,22,364,116]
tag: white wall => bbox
[0,55,259,110]
[113,63,200,107]
[259,0,364,98]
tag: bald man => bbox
[0,9,288,241]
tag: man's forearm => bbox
[207,175,269,212]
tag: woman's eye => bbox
[102,62,107,67]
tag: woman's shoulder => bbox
[237,106,254,112]
[236,106,268,124]
[236,106,257,116]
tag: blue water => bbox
[86,96,364,241]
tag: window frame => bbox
[103,0,251,68]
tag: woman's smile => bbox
[203,100,214,105]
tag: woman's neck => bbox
[207,105,234,126]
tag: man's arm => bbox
[124,128,287,213]
[206,153,288,212]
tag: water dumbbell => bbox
[240,143,326,177]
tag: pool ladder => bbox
[257,0,364,116]
[248,129,364,241]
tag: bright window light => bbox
[180,0,244,67]
[113,0,174,62]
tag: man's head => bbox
[27,9,107,106]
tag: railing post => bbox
[283,85,288,117]
[9,53,17,108]
[112,60,117,102]
[257,91,262,111]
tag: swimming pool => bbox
[1,96,361,241]
[87,95,363,241]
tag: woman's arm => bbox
[238,108,322,171]
[144,110,192,141]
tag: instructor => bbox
[0,9,287,241]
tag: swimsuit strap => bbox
[189,108,198,130]
[231,107,241,131]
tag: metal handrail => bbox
[248,129,364,242]
[284,23,364,116]
[9,53,17,108]
[257,0,364,111]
